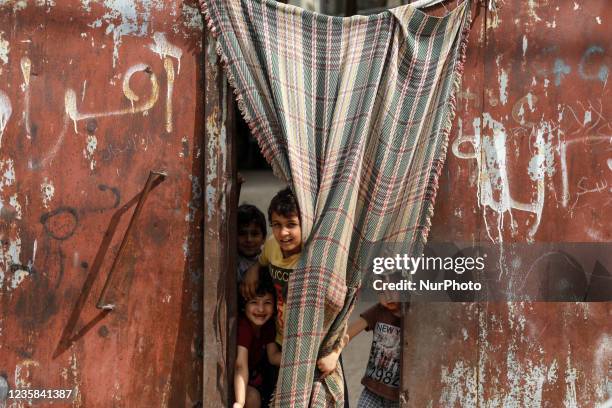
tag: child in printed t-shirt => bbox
[317,292,402,408]
[234,271,282,408]
[241,187,302,346]
[237,204,267,283]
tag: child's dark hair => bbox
[237,204,267,237]
[268,187,300,221]
[239,267,276,312]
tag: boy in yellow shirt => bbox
[241,187,302,346]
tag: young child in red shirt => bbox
[234,272,282,408]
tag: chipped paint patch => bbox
[0,31,9,65]
[181,3,203,30]
[440,360,477,407]
[583,110,592,126]
[89,0,163,67]
[596,16,602,25]
[522,35,528,58]
[0,90,12,148]
[528,122,556,182]
[84,135,97,170]
[527,0,542,22]
[182,236,189,259]
[0,0,27,11]
[499,69,508,106]
[41,177,55,209]
[15,359,39,388]
[0,158,16,190]
[9,193,21,219]
[564,356,578,408]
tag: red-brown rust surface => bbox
[402,0,611,406]
[0,1,204,406]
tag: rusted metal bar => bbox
[96,170,167,310]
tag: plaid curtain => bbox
[199,0,471,405]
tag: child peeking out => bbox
[237,204,267,283]
[317,292,402,408]
[241,187,302,346]
[234,270,282,408]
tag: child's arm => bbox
[317,317,368,378]
[347,316,368,340]
[233,346,249,408]
[240,263,260,299]
[266,342,282,367]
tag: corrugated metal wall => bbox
[0,1,204,406]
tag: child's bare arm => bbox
[347,316,368,340]
[240,263,260,299]
[317,317,368,378]
[266,342,282,366]
[234,346,249,408]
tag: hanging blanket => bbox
[199,0,471,405]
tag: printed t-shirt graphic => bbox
[360,304,401,401]
[259,237,300,345]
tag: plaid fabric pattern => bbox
[199,0,471,406]
[357,388,400,408]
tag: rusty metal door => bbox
[0,1,204,406]
[403,1,611,406]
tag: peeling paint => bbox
[14,359,39,388]
[527,0,542,22]
[499,69,508,106]
[84,134,97,170]
[583,110,592,126]
[80,0,92,12]
[439,360,477,407]
[528,122,555,182]
[181,3,203,31]
[89,0,163,67]
[0,90,12,148]
[0,158,16,190]
[41,177,55,208]
[9,193,21,219]
[522,35,528,58]
[0,31,9,65]
[564,355,578,408]
[0,0,27,11]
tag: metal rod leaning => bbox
[96,170,167,310]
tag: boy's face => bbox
[238,222,265,257]
[379,292,401,317]
[270,212,302,257]
[245,293,274,326]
